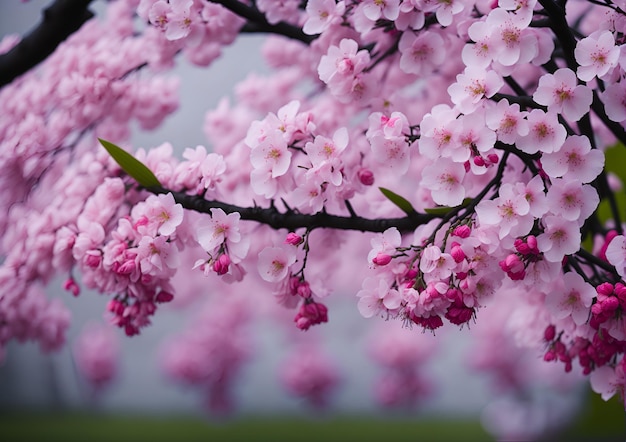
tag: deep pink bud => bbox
[296,281,312,298]
[213,254,231,275]
[357,168,375,186]
[294,301,328,330]
[372,252,392,266]
[487,153,499,164]
[451,244,465,263]
[596,282,615,299]
[473,156,485,167]
[452,225,471,238]
[544,324,556,341]
[63,278,80,297]
[156,291,174,303]
[603,296,619,312]
[526,235,538,253]
[84,251,102,268]
[285,232,304,246]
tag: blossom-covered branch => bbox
[0,0,94,88]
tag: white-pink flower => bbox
[250,130,292,178]
[258,246,297,282]
[485,99,529,145]
[540,135,604,183]
[590,363,625,403]
[398,31,446,76]
[544,271,594,325]
[536,216,580,262]
[448,66,504,114]
[605,234,626,279]
[419,245,455,281]
[533,68,593,121]
[600,81,626,123]
[575,30,620,82]
[475,182,532,240]
[516,109,566,154]
[420,158,466,207]
[303,0,346,35]
[368,227,401,264]
[357,277,402,318]
[545,179,599,225]
[197,208,249,263]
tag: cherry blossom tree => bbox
[2,0,626,436]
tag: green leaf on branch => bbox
[424,198,472,215]
[99,138,162,188]
[379,187,416,215]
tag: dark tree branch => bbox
[212,0,316,44]
[148,187,437,233]
[0,0,95,88]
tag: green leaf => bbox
[423,198,472,215]
[99,138,162,188]
[379,187,416,215]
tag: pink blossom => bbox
[250,130,292,178]
[318,38,370,87]
[258,245,297,282]
[304,127,348,186]
[368,227,401,264]
[600,81,626,123]
[533,68,593,121]
[303,0,346,35]
[544,272,594,325]
[536,216,581,262]
[418,104,462,161]
[575,30,620,82]
[540,135,604,183]
[485,99,529,145]
[420,158,466,207]
[197,208,249,263]
[484,8,536,67]
[419,245,456,281]
[357,276,402,318]
[516,109,566,154]
[606,235,626,279]
[475,182,532,240]
[448,66,504,114]
[545,179,599,225]
[590,362,626,403]
[398,31,446,76]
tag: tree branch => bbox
[148,187,437,233]
[212,0,316,44]
[0,0,95,88]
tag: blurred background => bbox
[0,1,624,441]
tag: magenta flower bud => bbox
[285,232,304,246]
[526,235,538,252]
[64,278,80,297]
[603,296,619,312]
[544,324,556,341]
[357,168,375,186]
[372,252,392,266]
[296,281,312,298]
[487,153,499,164]
[452,225,471,238]
[213,254,231,275]
[450,244,465,263]
[156,291,174,303]
[596,282,614,299]
[473,156,485,167]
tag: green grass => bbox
[0,412,491,442]
[0,390,624,442]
